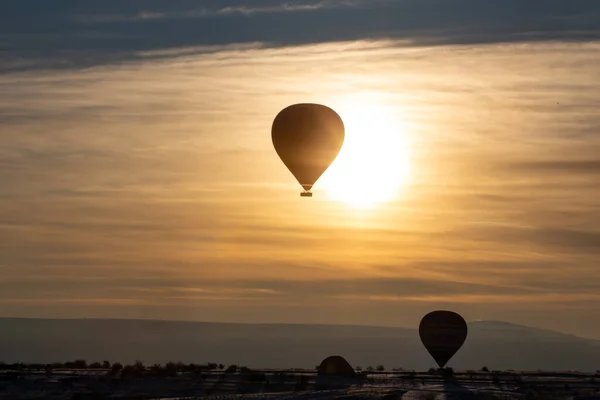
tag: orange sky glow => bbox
[1,39,599,339]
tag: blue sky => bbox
[2,0,600,72]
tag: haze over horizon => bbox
[1,1,599,341]
[1,317,599,371]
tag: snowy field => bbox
[155,380,600,400]
[1,370,599,399]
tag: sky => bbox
[1,1,600,340]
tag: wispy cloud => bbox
[2,0,600,73]
[0,36,599,336]
[336,293,600,304]
[71,0,370,24]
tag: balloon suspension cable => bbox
[300,190,313,197]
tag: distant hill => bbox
[0,318,598,371]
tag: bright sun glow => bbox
[319,95,412,209]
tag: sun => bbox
[318,96,412,209]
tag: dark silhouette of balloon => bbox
[419,310,468,368]
[272,103,345,197]
[317,355,356,377]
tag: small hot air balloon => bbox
[317,355,356,377]
[272,103,345,197]
[419,310,468,368]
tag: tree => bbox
[102,361,111,369]
[185,363,198,373]
[218,364,225,370]
[225,365,238,373]
[149,364,162,374]
[121,365,138,378]
[73,359,87,369]
[355,366,362,372]
[207,362,218,370]
[89,362,102,369]
[366,366,374,372]
[482,366,489,372]
[164,362,178,377]
[133,360,145,374]
[109,363,123,377]
[376,365,385,372]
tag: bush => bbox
[164,362,178,377]
[149,364,162,373]
[120,365,138,378]
[133,360,145,373]
[185,363,198,373]
[109,363,123,377]
[225,365,238,373]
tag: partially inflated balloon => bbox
[272,103,345,197]
[317,355,355,377]
[419,310,468,368]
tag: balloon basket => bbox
[300,191,313,197]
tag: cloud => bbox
[506,160,600,175]
[2,274,598,311]
[1,37,600,336]
[2,0,600,72]
[454,225,600,255]
[70,1,366,24]
[337,293,600,304]
[0,298,145,305]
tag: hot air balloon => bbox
[419,310,468,368]
[272,103,345,197]
[315,355,358,390]
[317,355,356,377]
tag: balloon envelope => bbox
[419,310,468,368]
[317,355,356,377]
[272,103,345,196]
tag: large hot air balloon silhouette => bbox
[419,310,468,368]
[272,103,345,197]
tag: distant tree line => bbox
[2,361,598,378]
[0,361,221,372]
[0,360,260,378]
